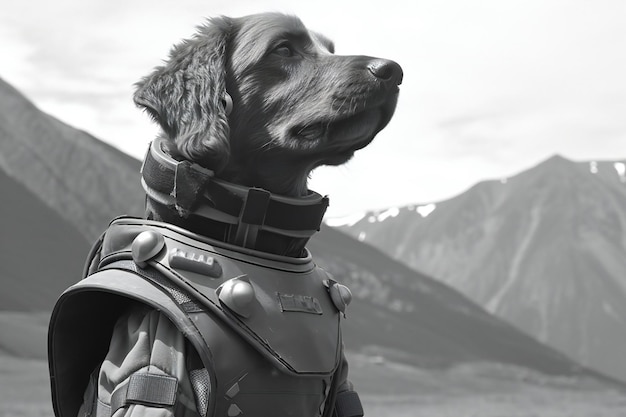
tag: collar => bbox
[140,137,329,257]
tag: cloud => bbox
[2,0,626,215]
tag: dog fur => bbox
[134,13,402,197]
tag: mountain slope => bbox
[309,226,591,376]
[0,77,144,241]
[0,167,89,311]
[338,155,626,382]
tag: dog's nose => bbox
[367,59,403,85]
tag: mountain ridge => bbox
[338,153,626,382]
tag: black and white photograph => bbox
[1,1,625,416]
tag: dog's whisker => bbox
[254,139,279,153]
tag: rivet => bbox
[217,277,255,318]
[329,283,352,315]
[131,230,165,267]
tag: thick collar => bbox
[140,137,329,257]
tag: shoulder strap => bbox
[322,358,343,417]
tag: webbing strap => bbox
[100,373,178,416]
[142,139,329,232]
[321,358,342,417]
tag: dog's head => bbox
[135,13,402,196]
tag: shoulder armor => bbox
[87,218,342,375]
[49,217,353,417]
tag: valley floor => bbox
[349,353,626,417]
[2,353,626,417]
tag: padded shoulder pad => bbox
[48,270,215,417]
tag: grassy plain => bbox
[2,352,626,417]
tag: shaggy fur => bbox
[135,13,402,197]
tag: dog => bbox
[62,13,402,417]
[134,12,402,197]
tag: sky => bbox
[1,0,625,217]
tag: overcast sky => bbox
[2,0,625,217]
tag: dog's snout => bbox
[367,59,403,85]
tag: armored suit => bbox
[48,139,363,417]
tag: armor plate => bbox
[49,218,345,417]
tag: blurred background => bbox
[1,1,625,416]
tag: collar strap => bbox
[140,138,329,249]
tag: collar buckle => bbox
[233,188,271,248]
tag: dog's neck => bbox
[142,138,328,258]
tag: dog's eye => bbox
[273,43,295,58]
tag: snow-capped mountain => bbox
[335,155,626,382]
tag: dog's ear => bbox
[134,17,233,172]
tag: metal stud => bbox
[326,280,353,316]
[131,230,165,267]
[217,277,255,318]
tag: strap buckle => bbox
[233,188,271,248]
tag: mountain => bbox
[0,78,144,241]
[308,225,591,376]
[0,167,89,311]
[337,154,626,382]
[0,78,615,385]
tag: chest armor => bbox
[48,217,348,417]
